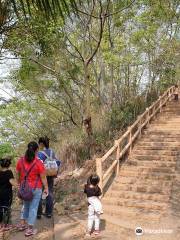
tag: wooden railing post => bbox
[152,105,155,119]
[138,116,142,137]
[168,89,171,99]
[159,96,162,112]
[146,108,150,125]
[96,158,103,194]
[115,140,120,176]
[129,129,132,154]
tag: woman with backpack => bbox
[16,141,48,237]
[37,136,59,219]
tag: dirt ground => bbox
[3,210,120,240]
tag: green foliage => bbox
[110,97,146,130]
[0,143,14,159]
[11,0,80,20]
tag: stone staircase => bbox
[102,100,180,239]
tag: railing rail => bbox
[96,86,175,194]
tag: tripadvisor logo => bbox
[135,227,143,236]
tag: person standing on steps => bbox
[37,136,59,219]
[84,174,103,237]
[16,141,48,237]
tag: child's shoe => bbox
[93,230,101,236]
[85,231,91,238]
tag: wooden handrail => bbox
[96,86,175,195]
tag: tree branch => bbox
[106,0,136,17]
[66,36,85,62]
[86,0,110,66]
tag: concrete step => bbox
[156,116,180,120]
[129,155,177,161]
[133,149,178,156]
[142,135,180,140]
[102,197,168,211]
[134,145,179,151]
[162,110,180,113]
[111,182,171,195]
[150,123,180,126]
[158,111,180,118]
[152,121,180,124]
[102,214,135,235]
[140,138,180,142]
[114,176,172,186]
[150,127,180,131]
[150,124,179,130]
[105,189,170,203]
[103,214,177,238]
[144,131,180,136]
[125,159,176,168]
[102,214,174,238]
[137,142,180,147]
[158,108,180,111]
[119,169,175,180]
[120,165,175,174]
[103,205,162,221]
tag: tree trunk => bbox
[83,63,93,158]
[110,63,114,107]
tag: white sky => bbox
[0,52,21,100]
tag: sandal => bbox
[25,228,37,237]
[16,223,27,231]
[3,224,15,231]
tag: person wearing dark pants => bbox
[37,136,59,219]
[38,177,54,218]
